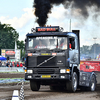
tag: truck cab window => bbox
[28,38,33,49]
[58,37,68,49]
[27,36,68,50]
[69,38,75,49]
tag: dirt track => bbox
[0,73,25,78]
[0,73,100,100]
[0,84,100,100]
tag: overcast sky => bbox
[0,0,100,47]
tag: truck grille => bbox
[37,56,56,67]
[37,69,55,74]
[27,57,36,67]
[27,56,56,67]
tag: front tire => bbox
[66,72,78,92]
[30,80,40,91]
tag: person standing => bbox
[0,60,2,67]
[6,60,10,69]
[14,61,17,67]
[9,60,12,67]
[17,62,19,67]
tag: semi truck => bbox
[24,26,96,92]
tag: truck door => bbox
[69,37,79,65]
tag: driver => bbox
[35,40,46,48]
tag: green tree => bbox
[0,23,19,54]
[80,43,100,59]
[80,45,90,55]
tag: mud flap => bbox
[79,71,92,87]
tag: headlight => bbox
[60,69,70,73]
[60,69,66,73]
[27,70,33,73]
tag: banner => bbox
[1,49,20,60]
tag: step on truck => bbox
[25,26,96,92]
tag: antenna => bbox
[69,19,71,32]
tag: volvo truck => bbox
[25,26,96,92]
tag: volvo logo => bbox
[44,60,47,62]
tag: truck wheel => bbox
[30,80,40,91]
[89,74,96,91]
[66,72,78,92]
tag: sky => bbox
[0,0,100,47]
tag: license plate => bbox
[41,75,51,78]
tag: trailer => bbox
[24,26,96,92]
[80,60,100,84]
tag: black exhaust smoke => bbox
[33,0,51,27]
[33,0,100,26]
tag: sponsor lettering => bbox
[41,53,51,55]
[38,28,56,32]
[6,51,15,55]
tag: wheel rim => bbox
[91,75,95,91]
[73,74,77,91]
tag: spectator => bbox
[14,61,17,67]
[23,62,25,67]
[9,60,12,67]
[3,62,6,67]
[17,62,19,67]
[0,60,2,67]
[22,62,25,70]
[2,61,5,67]
[12,62,14,67]
[20,62,23,67]
[6,61,10,68]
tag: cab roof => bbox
[26,32,77,38]
[26,26,77,38]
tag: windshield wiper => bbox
[50,48,64,52]
[32,48,50,52]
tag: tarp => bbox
[0,55,6,60]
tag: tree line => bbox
[80,44,100,59]
[0,22,25,58]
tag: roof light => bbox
[36,26,59,32]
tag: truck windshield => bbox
[27,36,67,50]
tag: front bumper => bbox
[25,73,70,80]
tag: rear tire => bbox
[89,74,96,91]
[30,80,40,91]
[80,74,96,92]
[66,72,78,92]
